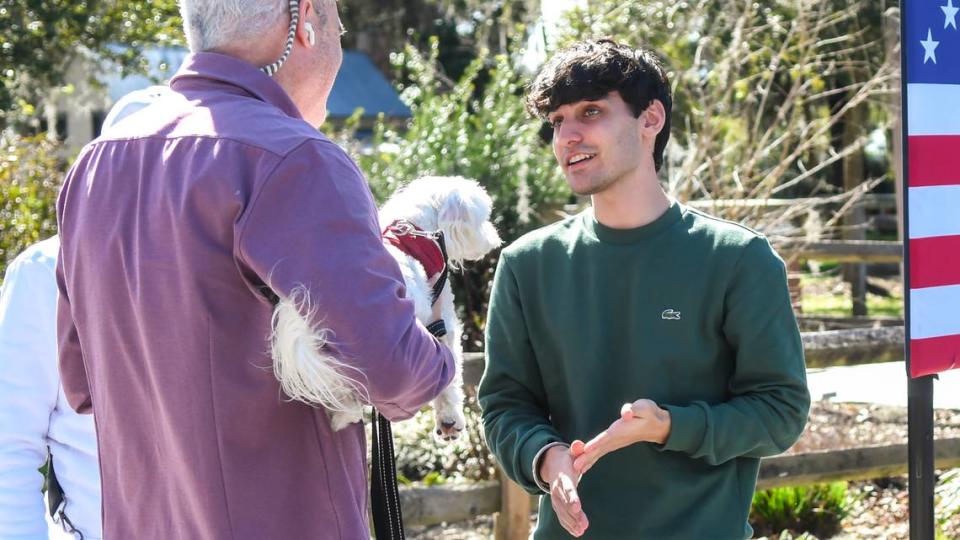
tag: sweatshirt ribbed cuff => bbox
[518,431,565,493]
[531,442,570,493]
[660,403,707,454]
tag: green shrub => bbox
[391,392,498,484]
[750,482,851,539]
[346,38,570,350]
[0,133,66,279]
[938,469,960,531]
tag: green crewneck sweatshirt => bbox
[478,203,810,539]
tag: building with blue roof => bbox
[57,47,410,150]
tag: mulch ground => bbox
[786,401,960,539]
[408,401,960,539]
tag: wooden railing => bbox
[463,326,906,384]
[776,239,902,264]
[400,439,960,531]
[684,196,903,317]
[684,193,897,212]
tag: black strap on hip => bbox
[45,451,84,539]
[370,410,405,539]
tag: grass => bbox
[801,292,903,317]
[799,274,904,318]
[750,482,851,539]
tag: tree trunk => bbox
[842,98,868,316]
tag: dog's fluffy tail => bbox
[270,285,369,411]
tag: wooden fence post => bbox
[788,258,804,314]
[842,101,869,317]
[494,467,531,540]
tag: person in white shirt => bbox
[0,237,99,540]
[0,86,170,540]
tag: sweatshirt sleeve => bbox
[0,251,61,538]
[478,253,564,494]
[236,140,454,420]
[660,237,810,463]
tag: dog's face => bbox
[380,176,502,266]
[434,179,502,264]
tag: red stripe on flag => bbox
[908,135,960,187]
[910,333,960,377]
[909,235,960,289]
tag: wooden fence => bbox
[776,239,902,264]
[414,326,960,539]
[686,194,903,316]
[462,326,906,385]
[684,193,896,212]
[401,439,960,531]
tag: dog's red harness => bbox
[381,220,449,308]
[382,221,446,278]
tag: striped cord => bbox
[260,0,300,77]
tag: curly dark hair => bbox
[526,39,673,171]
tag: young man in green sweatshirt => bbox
[478,39,811,539]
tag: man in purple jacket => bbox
[55,0,455,538]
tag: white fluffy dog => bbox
[270,176,501,440]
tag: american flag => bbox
[904,0,960,377]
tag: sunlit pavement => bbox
[806,361,960,409]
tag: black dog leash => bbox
[371,227,449,539]
[370,409,405,539]
[370,320,447,539]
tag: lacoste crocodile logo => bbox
[661,309,681,321]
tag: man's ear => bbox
[295,0,314,47]
[640,100,667,137]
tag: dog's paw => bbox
[433,406,466,442]
[329,408,363,431]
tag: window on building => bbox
[37,113,68,141]
[92,110,107,138]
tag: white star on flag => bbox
[921,28,940,63]
[944,0,959,30]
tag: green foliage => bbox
[938,469,960,529]
[347,38,570,349]
[0,133,66,278]
[800,274,903,318]
[339,0,534,84]
[359,38,567,235]
[750,482,851,539]
[802,291,903,318]
[1,0,184,130]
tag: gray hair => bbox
[178,0,290,52]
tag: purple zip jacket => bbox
[55,52,454,539]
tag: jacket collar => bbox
[170,52,303,120]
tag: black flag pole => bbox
[900,1,936,537]
[907,376,935,539]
